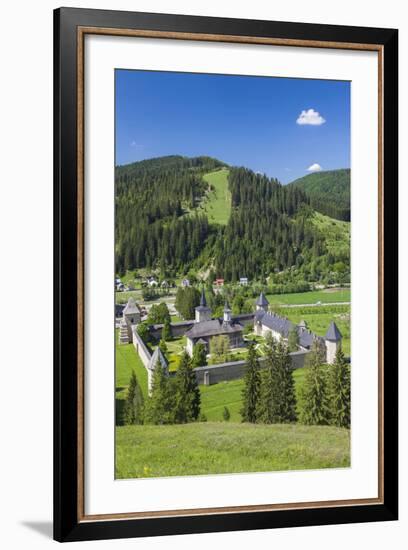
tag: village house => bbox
[185,290,244,356]
[147,277,158,287]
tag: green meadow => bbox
[200,168,231,225]
[312,211,350,256]
[116,422,350,478]
[266,288,350,306]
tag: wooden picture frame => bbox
[54,7,398,542]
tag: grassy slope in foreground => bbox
[200,168,231,225]
[116,422,350,478]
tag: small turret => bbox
[324,321,342,364]
[147,347,169,394]
[223,301,232,324]
[255,292,269,312]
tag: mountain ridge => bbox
[287,168,350,221]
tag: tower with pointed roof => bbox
[255,292,269,313]
[147,347,169,394]
[121,297,141,343]
[195,289,212,323]
[223,301,232,324]
[324,321,342,364]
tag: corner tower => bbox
[324,321,342,364]
[195,289,212,323]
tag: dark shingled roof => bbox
[255,292,269,307]
[123,297,140,315]
[200,289,207,307]
[256,312,324,350]
[325,321,342,341]
[185,319,243,339]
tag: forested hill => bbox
[288,169,350,221]
[115,156,350,284]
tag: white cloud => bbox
[307,163,323,172]
[296,108,326,126]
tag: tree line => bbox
[123,351,202,426]
[241,337,350,428]
[115,156,350,284]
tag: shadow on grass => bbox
[116,397,125,426]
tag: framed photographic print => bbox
[54,7,398,542]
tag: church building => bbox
[185,290,244,357]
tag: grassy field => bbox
[116,339,149,425]
[200,168,231,225]
[312,211,350,256]
[116,422,350,478]
[266,288,350,306]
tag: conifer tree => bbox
[257,336,281,423]
[174,352,201,423]
[241,343,261,423]
[223,406,231,421]
[328,347,351,428]
[124,370,144,425]
[191,342,207,368]
[288,326,299,352]
[276,340,297,423]
[162,318,172,341]
[145,361,175,425]
[299,342,330,425]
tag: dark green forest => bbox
[288,169,350,221]
[115,156,350,284]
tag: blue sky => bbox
[115,70,350,184]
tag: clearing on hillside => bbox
[201,168,231,225]
[312,211,350,257]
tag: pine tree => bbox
[162,318,172,341]
[241,343,261,423]
[256,336,281,423]
[288,326,299,352]
[327,347,351,428]
[277,340,297,423]
[299,343,330,425]
[191,342,207,368]
[223,406,231,421]
[174,352,201,423]
[123,371,144,425]
[145,362,175,425]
